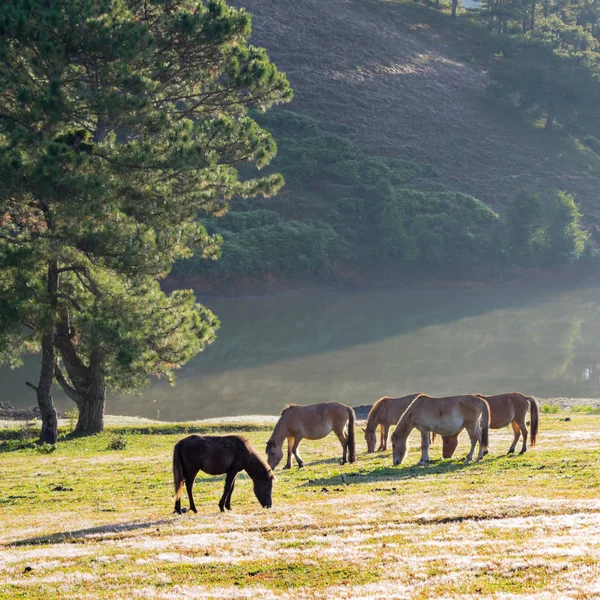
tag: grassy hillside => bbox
[171,0,600,285]
[231,0,600,216]
[2,410,600,597]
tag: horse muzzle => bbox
[393,457,401,466]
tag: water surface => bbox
[3,284,600,420]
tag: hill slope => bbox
[230,0,600,219]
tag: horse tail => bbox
[480,397,490,449]
[346,406,356,463]
[173,441,186,501]
[431,432,437,443]
[529,397,539,447]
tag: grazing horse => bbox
[173,435,274,513]
[391,394,490,466]
[440,392,540,458]
[266,402,356,469]
[364,394,421,452]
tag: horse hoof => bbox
[282,465,291,470]
[519,449,527,455]
[507,449,515,455]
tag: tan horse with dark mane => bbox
[391,394,490,466]
[266,402,356,469]
[364,394,421,452]
[440,392,539,458]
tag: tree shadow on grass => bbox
[7,517,177,547]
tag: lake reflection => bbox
[3,284,600,419]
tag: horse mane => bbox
[280,404,296,415]
[366,397,390,430]
[244,445,275,481]
[397,394,423,433]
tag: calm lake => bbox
[3,283,600,420]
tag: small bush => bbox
[541,403,560,414]
[66,407,79,433]
[571,404,598,414]
[583,135,600,155]
[107,436,127,451]
[36,443,57,454]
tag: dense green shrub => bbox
[379,189,500,265]
[583,135,600,155]
[506,190,588,266]
[178,110,590,282]
[178,210,338,278]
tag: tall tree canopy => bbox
[0,0,292,442]
[484,0,600,133]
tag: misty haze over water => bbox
[3,284,600,420]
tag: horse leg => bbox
[334,427,348,464]
[224,472,238,511]
[508,421,521,454]
[219,471,237,512]
[518,417,528,455]
[282,437,294,470]
[292,437,305,468]
[185,469,198,514]
[376,424,383,451]
[418,429,430,465]
[464,424,478,463]
[381,424,390,452]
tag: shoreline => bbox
[2,396,599,429]
[166,262,600,300]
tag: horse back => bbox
[281,402,350,439]
[480,393,530,428]
[411,394,484,435]
[177,434,243,476]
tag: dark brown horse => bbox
[173,435,274,513]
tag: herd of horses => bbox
[173,391,539,513]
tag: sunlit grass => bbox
[1,412,600,598]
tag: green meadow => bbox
[1,410,600,598]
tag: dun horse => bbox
[364,393,421,452]
[391,394,490,466]
[173,435,274,513]
[266,402,356,469]
[439,392,539,458]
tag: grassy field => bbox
[2,410,600,598]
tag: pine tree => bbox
[0,0,292,441]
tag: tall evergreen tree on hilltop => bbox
[0,0,292,442]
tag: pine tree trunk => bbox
[451,0,458,18]
[55,317,106,435]
[531,0,536,31]
[37,258,59,445]
[38,332,58,444]
[75,375,106,434]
